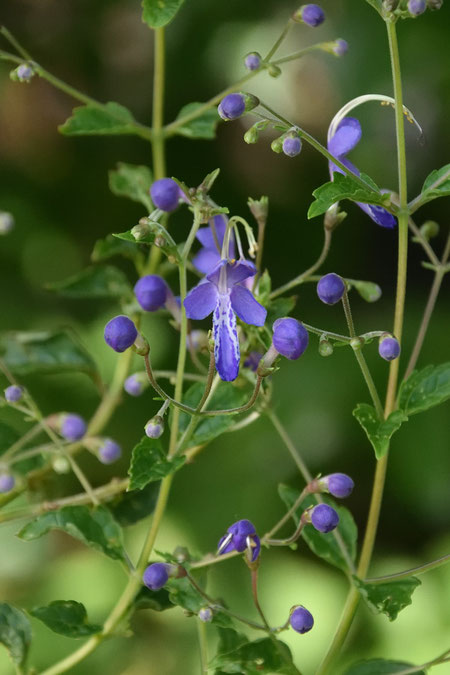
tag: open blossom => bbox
[327,117,396,229]
[192,215,235,275]
[184,259,266,381]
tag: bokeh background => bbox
[0,0,449,673]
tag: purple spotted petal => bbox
[184,281,218,320]
[192,247,222,275]
[230,285,267,327]
[328,117,362,158]
[357,202,397,228]
[196,215,228,248]
[213,294,240,381]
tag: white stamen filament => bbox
[217,532,233,554]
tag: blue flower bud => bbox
[0,473,15,493]
[310,504,339,533]
[17,64,34,82]
[145,416,164,439]
[218,93,259,121]
[134,275,168,312]
[0,212,14,234]
[198,607,214,622]
[289,605,314,634]
[272,318,309,360]
[98,438,122,464]
[60,414,87,441]
[293,4,325,27]
[317,273,345,305]
[124,373,147,397]
[408,0,426,14]
[104,315,138,353]
[143,562,171,590]
[150,178,181,212]
[4,385,24,403]
[333,39,348,56]
[217,519,260,562]
[319,473,354,498]
[378,335,401,361]
[244,52,262,71]
[282,136,302,158]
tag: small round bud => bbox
[318,337,333,357]
[267,64,282,78]
[198,607,213,622]
[378,336,401,361]
[52,456,71,474]
[143,562,170,591]
[131,221,151,241]
[244,125,260,145]
[134,275,168,312]
[104,315,138,353]
[150,178,181,212]
[4,385,24,403]
[60,414,87,441]
[271,137,284,154]
[293,4,325,27]
[310,504,339,533]
[408,0,426,14]
[0,212,14,235]
[98,438,122,464]
[289,606,314,634]
[420,220,439,240]
[319,473,354,498]
[383,0,399,9]
[145,416,164,439]
[124,373,147,397]
[244,52,262,71]
[16,64,34,82]
[350,337,364,351]
[317,273,345,305]
[332,39,348,56]
[272,318,309,360]
[282,136,302,158]
[218,93,245,121]
[0,473,15,493]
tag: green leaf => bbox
[363,0,382,13]
[354,576,421,621]
[17,505,126,561]
[416,163,450,207]
[256,270,272,306]
[46,265,132,300]
[347,279,382,303]
[278,485,357,572]
[0,603,32,666]
[353,404,407,460]
[142,0,185,28]
[344,659,425,675]
[127,437,185,491]
[0,330,98,379]
[91,234,140,263]
[398,363,450,416]
[308,172,388,219]
[108,162,153,210]
[209,636,297,675]
[133,587,173,612]
[30,600,101,638]
[59,102,141,136]
[174,103,220,140]
[109,482,159,526]
[113,226,180,264]
[0,422,19,455]
[266,296,297,327]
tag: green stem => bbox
[197,618,209,674]
[408,217,440,266]
[365,553,450,584]
[264,20,293,61]
[0,26,31,59]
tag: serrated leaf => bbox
[30,600,101,638]
[354,576,421,621]
[109,482,159,526]
[0,603,32,666]
[398,363,450,416]
[59,102,141,136]
[308,172,388,219]
[127,437,185,491]
[344,659,425,675]
[278,486,357,571]
[209,636,297,675]
[142,0,185,28]
[108,162,153,210]
[174,103,220,140]
[17,505,126,561]
[91,234,141,263]
[347,279,382,303]
[416,163,450,207]
[0,330,98,379]
[353,404,407,459]
[46,265,132,300]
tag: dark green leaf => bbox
[308,172,388,219]
[30,600,101,638]
[0,330,98,379]
[134,587,173,612]
[344,659,425,675]
[416,163,450,207]
[59,102,141,136]
[17,505,126,561]
[210,636,297,675]
[167,576,205,613]
[353,404,408,459]
[128,437,185,491]
[0,603,32,666]
[108,162,153,210]
[364,0,382,12]
[266,296,297,327]
[110,482,159,526]
[398,363,450,416]
[91,234,140,263]
[113,227,180,264]
[215,626,247,657]
[347,279,382,303]
[354,576,421,621]
[174,103,220,140]
[142,0,185,28]
[0,422,19,455]
[46,265,132,300]
[278,485,357,571]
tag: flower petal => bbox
[328,117,362,158]
[357,202,397,229]
[225,260,257,286]
[196,215,228,248]
[230,285,267,327]
[213,294,240,381]
[192,247,221,275]
[184,281,218,320]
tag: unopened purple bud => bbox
[98,439,122,464]
[134,275,168,311]
[317,273,345,305]
[145,416,164,439]
[124,374,146,397]
[272,318,309,360]
[244,52,262,71]
[4,385,24,403]
[150,178,180,212]
[60,414,87,441]
[289,606,314,634]
[17,64,34,82]
[143,562,170,590]
[198,607,213,622]
[408,0,426,14]
[378,336,401,361]
[218,93,246,121]
[294,4,325,27]
[104,315,138,353]
[333,39,348,56]
[320,473,354,498]
[282,136,302,158]
[310,504,339,533]
[0,212,14,234]
[0,473,15,493]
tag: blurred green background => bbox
[0,0,449,673]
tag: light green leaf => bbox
[344,659,425,675]
[278,486,357,572]
[266,296,297,328]
[353,403,407,459]
[30,601,101,638]
[174,103,221,140]
[209,636,297,675]
[0,603,32,666]
[108,162,153,210]
[398,363,450,416]
[415,163,450,208]
[127,437,185,491]
[354,577,421,621]
[308,172,389,219]
[59,102,141,136]
[142,0,185,28]
[46,265,132,300]
[91,234,141,263]
[17,505,126,561]
[347,279,382,303]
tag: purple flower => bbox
[218,94,246,121]
[134,275,168,311]
[61,414,87,441]
[192,215,235,275]
[379,336,401,361]
[217,519,261,562]
[124,373,146,397]
[244,52,262,71]
[310,504,339,533]
[4,385,24,403]
[184,259,266,381]
[282,136,302,157]
[296,4,325,27]
[317,273,345,305]
[328,117,396,228]
[0,473,15,493]
[272,318,309,360]
[104,315,138,353]
[290,606,314,634]
[150,178,181,212]
[319,473,354,498]
[98,439,122,464]
[408,0,426,14]
[143,562,171,590]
